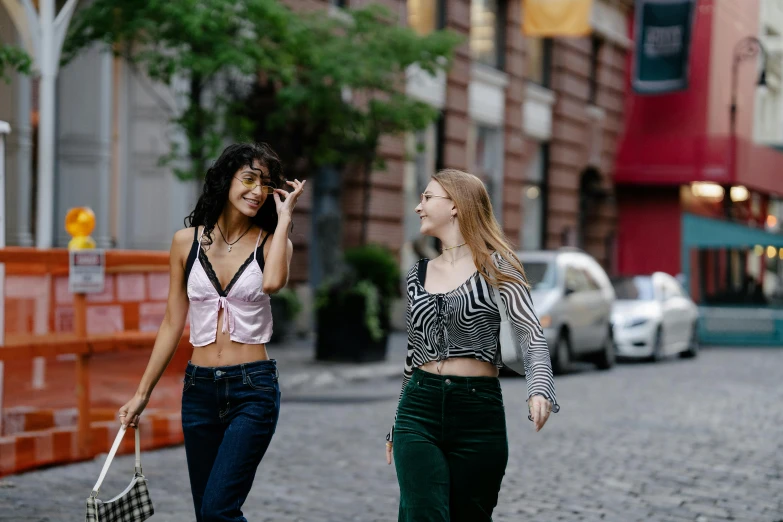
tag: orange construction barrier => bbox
[0,247,191,476]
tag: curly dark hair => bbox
[185,143,285,247]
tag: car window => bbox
[523,261,556,290]
[565,266,588,293]
[663,278,684,299]
[612,276,655,301]
[582,269,601,291]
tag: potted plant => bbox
[270,288,303,344]
[315,244,401,362]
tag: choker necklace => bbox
[442,242,466,252]
[216,223,251,252]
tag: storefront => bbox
[681,213,783,345]
[613,0,783,345]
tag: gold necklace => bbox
[442,242,466,251]
[444,249,471,268]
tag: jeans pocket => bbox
[404,379,428,398]
[182,374,194,393]
[246,371,276,391]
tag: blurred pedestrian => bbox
[385,169,559,521]
[118,143,305,522]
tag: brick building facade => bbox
[288,0,633,288]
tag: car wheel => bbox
[650,326,664,363]
[553,332,571,375]
[594,328,615,370]
[680,321,699,359]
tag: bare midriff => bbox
[189,308,271,367]
[419,357,498,377]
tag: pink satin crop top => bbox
[185,226,273,347]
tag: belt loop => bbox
[241,364,248,385]
[274,366,279,382]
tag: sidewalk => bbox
[0,332,406,476]
[275,332,405,394]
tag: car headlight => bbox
[627,317,649,328]
[540,314,552,328]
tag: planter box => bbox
[270,301,292,344]
[316,292,389,362]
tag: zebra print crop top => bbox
[386,252,559,442]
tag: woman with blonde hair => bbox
[385,169,559,521]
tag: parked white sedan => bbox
[610,273,699,361]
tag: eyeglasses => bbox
[420,192,451,204]
[236,177,276,194]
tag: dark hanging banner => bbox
[632,0,697,94]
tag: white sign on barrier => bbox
[69,250,106,294]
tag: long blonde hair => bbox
[432,169,529,288]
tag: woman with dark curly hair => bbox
[118,143,305,521]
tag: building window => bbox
[526,37,552,87]
[408,0,445,35]
[329,0,347,7]
[521,144,548,250]
[588,36,603,105]
[471,124,504,220]
[471,0,505,69]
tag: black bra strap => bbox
[184,226,200,282]
[417,259,429,286]
[256,231,271,272]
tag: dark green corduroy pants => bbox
[393,368,509,522]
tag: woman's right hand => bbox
[118,393,149,428]
[385,442,393,465]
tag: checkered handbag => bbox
[85,425,154,522]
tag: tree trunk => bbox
[310,165,344,289]
[189,73,205,176]
[359,154,374,246]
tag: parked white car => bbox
[610,273,699,361]
[518,249,616,374]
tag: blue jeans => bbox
[181,360,281,522]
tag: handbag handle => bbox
[91,425,142,498]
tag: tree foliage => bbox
[0,45,32,83]
[63,0,462,181]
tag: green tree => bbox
[62,0,301,178]
[228,4,461,243]
[62,1,462,213]
[0,45,32,83]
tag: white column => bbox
[12,72,34,246]
[35,0,56,248]
[96,51,113,248]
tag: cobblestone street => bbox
[2,347,782,521]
